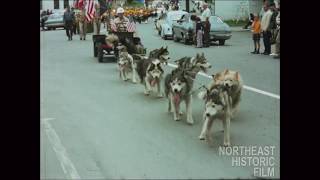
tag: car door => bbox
[176,14,187,39]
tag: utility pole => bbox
[186,0,190,12]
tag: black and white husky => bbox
[132,46,170,96]
[164,69,195,124]
[136,57,164,97]
[174,53,212,73]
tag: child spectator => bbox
[195,17,203,48]
[251,14,261,54]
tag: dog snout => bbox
[174,89,178,93]
[225,83,229,87]
[206,113,210,117]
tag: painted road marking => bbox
[167,63,280,100]
[41,118,81,179]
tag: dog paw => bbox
[144,91,150,96]
[179,112,183,115]
[223,141,231,147]
[157,94,163,98]
[174,117,180,121]
[199,134,205,140]
[187,118,194,125]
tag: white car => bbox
[156,10,188,40]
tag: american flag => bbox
[110,19,117,32]
[85,0,96,22]
[126,17,136,32]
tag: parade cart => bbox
[93,32,147,63]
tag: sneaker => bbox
[251,51,256,54]
[270,53,278,56]
[80,38,82,40]
[263,52,270,55]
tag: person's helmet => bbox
[116,7,125,14]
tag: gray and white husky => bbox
[164,69,195,124]
[117,45,134,82]
[198,84,233,146]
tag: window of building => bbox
[64,0,70,8]
[54,0,59,9]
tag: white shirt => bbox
[201,8,211,21]
[260,9,273,31]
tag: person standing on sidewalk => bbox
[79,9,87,40]
[260,4,273,55]
[201,3,211,21]
[203,17,211,47]
[63,6,75,41]
[250,14,261,54]
[195,17,203,48]
[273,8,280,59]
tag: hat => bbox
[117,7,125,14]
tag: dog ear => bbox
[201,52,205,57]
[196,53,200,58]
[213,73,220,81]
[165,46,168,50]
[224,69,229,75]
[235,72,240,81]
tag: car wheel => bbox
[183,34,188,45]
[158,29,161,36]
[93,42,98,57]
[173,31,179,42]
[219,40,225,45]
[162,30,167,40]
[53,27,56,30]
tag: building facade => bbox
[40,0,75,11]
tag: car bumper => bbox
[210,33,232,40]
[45,23,65,28]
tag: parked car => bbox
[155,10,188,40]
[172,14,232,45]
[45,13,65,30]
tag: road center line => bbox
[167,63,280,100]
[41,118,81,179]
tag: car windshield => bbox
[209,16,224,24]
[167,12,186,22]
[48,14,62,19]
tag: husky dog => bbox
[148,46,170,65]
[136,57,164,97]
[209,69,243,118]
[198,84,233,146]
[164,69,195,124]
[174,53,212,74]
[117,46,134,82]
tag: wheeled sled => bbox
[93,32,146,63]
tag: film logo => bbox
[219,146,276,178]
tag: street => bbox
[41,21,280,179]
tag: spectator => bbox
[71,7,78,35]
[250,14,261,54]
[63,6,75,41]
[201,3,211,21]
[195,17,203,48]
[243,13,254,29]
[46,9,50,15]
[203,17,211,47]
[273,5,280,59]
[260,4,273,55]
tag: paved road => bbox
[41,22,280,179]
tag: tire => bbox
[53,27,56,30]
[161,30,167,40]
[97,43,103,63]
[93,42,98,57]
[219,40,225,45]
[173,31,178,42]
[158,29,161,36]
[183,34,188,45]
